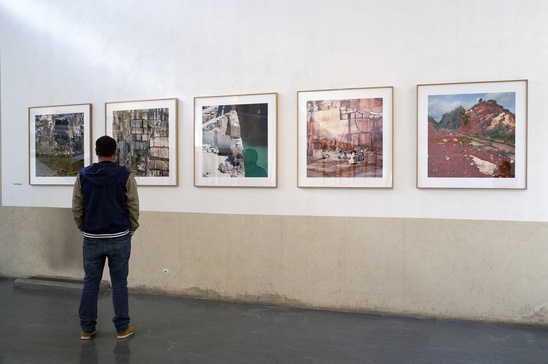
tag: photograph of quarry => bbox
[306,98,384,178]
[200,103,269,178]
[427,92,516,178]
[34,112,85,177]
[111,108,170,177]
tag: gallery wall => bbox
[2,0,548,222]
[2,0,548,327]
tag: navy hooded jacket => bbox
[74,162,138,238]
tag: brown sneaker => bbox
[80,328,97,340]
[116,325,135,339]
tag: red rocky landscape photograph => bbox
[428,92,516,179]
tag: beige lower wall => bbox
[1,205,547,327]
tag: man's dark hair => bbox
[95,135,117,157]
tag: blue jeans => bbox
[79,234,131,332]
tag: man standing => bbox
[72,135,139,340]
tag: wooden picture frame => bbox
[194,92,277,187]
[29,103,91,185]
[297,87,393,188]
[417,80,527,189]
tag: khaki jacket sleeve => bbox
[126,174,140,232]
[72,174,84,230]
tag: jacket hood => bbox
[80,162,127,187]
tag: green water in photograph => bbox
[242,143,268,175]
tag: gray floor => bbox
[1,278,548,363]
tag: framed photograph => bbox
[29,103,91,185]
[194,92,277,187]
[417,80,527,189]
[297,87,393,188]
[105,98,178,186]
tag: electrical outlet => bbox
[162,268,170,276]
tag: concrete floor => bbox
[1,278,548,363]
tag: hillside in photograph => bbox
[428,99,515,178]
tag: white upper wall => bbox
[1,0,547,221]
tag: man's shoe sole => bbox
[81,329,97,340]
[117,326,135,339]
